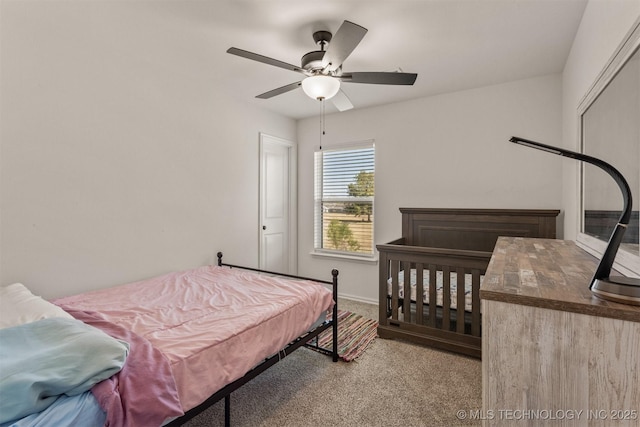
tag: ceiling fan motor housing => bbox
[301,50,325,71]
[302,31,333,71]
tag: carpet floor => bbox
[183,298,482,427]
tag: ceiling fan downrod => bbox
[302,31,333,72]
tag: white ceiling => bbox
[166,0,588,119]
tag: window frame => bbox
[312,140,376,260]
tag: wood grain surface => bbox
[481,237,640,322]
[482,237,640,426]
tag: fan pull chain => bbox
[322,98,327,136]
[319,97,326,150]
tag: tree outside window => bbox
[346,171,374,222]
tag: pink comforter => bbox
[54,265,334,412]
[58,308,183,427]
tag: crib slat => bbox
[402,261,412,322]
[391,260,400,321]
[442,266,451,331]
[472,269,481,336]
[456,267,465,334]
[415,263,424,325]
[379,251,389,327]
[428,265,437,328]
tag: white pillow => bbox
[0,283,73,329]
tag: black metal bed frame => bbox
[165,252,339,427]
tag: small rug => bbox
[313,310,378,362]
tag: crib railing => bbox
[377,239,491,358]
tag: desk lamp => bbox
[510,136,640,306]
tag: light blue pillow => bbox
[0,317,129,424]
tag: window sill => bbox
[310,250,378,264]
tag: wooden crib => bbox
[377,208,559,358]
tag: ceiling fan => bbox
[227,20,418,111]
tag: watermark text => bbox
[456,409,638,422]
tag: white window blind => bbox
[314,143,375,256]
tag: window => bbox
[314,142,375,257]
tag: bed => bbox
[0,253,339,427]
[377,208,559,358]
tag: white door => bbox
[259,134,296,274]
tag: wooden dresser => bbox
[480,237,640,426]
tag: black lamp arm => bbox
[509,136,633,283]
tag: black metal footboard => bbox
[166,252,339,427]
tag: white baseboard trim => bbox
[337,293,378,305]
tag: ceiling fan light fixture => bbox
[227,20,417,104]
[301,75,340,100]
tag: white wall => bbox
[5,1,636,303]
[561,0,640,240]
[0,2,296,299]
[297,75,563,302]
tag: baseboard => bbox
[338,293,378,305]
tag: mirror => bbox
[578,19,640,277]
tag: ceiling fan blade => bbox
[256,82,302,99]
[331,89,354,112]
[321,21,368,72]
[227,47,308,74]
[341,72,418,85]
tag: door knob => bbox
[262,225,267,230]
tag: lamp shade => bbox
[301,75,340,100]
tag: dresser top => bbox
[480,237,640,322]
